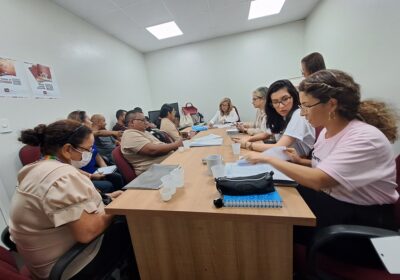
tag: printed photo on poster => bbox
[0,57,30,98]
[25,62,61,99]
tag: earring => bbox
[328,111,336,121]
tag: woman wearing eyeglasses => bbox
[68,110,124,193]
[10,120,138,279]
[237,87,269,136]
[245,70,399,249]
[235,80,315,157]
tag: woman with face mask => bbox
[10,119,138,279]
[234,80,315,157]
[67,110,124,192]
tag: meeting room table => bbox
[106,128,316,280]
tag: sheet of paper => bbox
[370,236,400,274]
[261,146,290,161]
[95,165,117,175]
[214,123,235,128]
[190,134,223,146]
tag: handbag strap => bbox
[185,102,193,107]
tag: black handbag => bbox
[215,171,275,196]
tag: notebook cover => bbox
[222,191,283,208]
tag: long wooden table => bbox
[106,129,316,280]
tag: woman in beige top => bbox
[159,103,181,141]
[9,120,137,279]
[237,87,269,137]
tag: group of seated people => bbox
[7,51,399,279]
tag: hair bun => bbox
[18,124,47,146]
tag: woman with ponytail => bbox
[9,120,137,279]
[245,70,399,245]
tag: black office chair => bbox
[2,219,139,280]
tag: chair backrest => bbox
[112,147,136,184]
[151,130,174,144]
[19,145,41,166]
[233,106,241,122]
[0,246,31,280]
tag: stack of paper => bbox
[190,134,223,147]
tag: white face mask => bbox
[71,149,93,168]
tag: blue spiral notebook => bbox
[222,191,283,208]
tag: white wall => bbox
[145,21,305,122]
[305,0,400,152]
[0,0,153,199]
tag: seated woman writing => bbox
[9,119,137,279]
[237,86,269,136]
[234,80,315,157]
[208,97,239,127]
[245,70,399,246]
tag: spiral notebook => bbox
[222,191,283,208]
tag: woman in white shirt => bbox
[234,80,315,157]
[237,87,269,136]
[209,97,239,127]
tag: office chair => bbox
[294,155,400,280]
[112,146,137,184]
[2,220,138,280]
[233,106,241,122]
[19,145,41,166]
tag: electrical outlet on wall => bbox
[0,118,12,134]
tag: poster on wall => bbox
[0,57,30,98]
[24,62,61,99]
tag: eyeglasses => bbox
[298,101,323,113]
[271,96,292,107]
[252,97,262,101]
[72,146,94,153]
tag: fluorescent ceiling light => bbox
[146,21,183,40]
[248,0,285,20]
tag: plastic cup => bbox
[161,174,176,195]
[159,187,173,202]
[211,164,226,178]
[231,143,241,155]
[183,140,191,150]
[205,154,223,175]
[178,147,184,152]
[171,167,184,188]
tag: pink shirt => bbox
[312,119,399,205]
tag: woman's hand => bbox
[91,173,105,180]
[285,148,302,163]
[107,190,124,200]
[244,152,270,164]
[236,123,246,133]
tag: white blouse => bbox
[209,109,239,125]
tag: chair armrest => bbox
[49,234,102,280]
[1,226,17,252]
[49,217,126,280]
[307,225,400,278]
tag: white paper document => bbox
[370,236,400,274]
[225,162,295,183]
[190,134,223,147]
[214,123,235,128]
[261,146,290,161]
[95,165,117,175]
